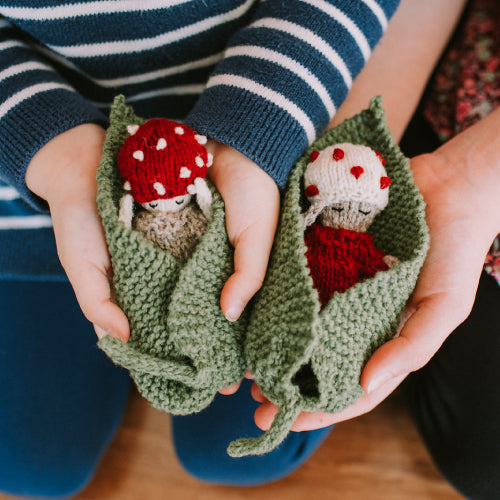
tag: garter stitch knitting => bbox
[227,97,429,457]
[96,96,246,414]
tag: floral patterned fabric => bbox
[424,0,500,285]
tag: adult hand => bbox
[251,140,500,430]
[25,124,130,342]
[205,141,280,395]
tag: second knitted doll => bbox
[303,143,399,307]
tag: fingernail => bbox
[94,325,108,340]
[366,372,393,394]
[397,307,415,336]
[225,301,244,322]
[95,325,121,340]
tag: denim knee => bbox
[171,380,333,487]
[173,426,332,487]
[0,453,99,500]
[0,280,131,499]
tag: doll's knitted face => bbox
[318,200,381,232]
[141,193,192,213]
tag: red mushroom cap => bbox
[117,118,209,204]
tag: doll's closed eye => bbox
[332,207,344,213]
[359,209,371,215]
[148,202,158,209]
[175,199,185,205]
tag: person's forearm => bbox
[434,107,500,231]
[329,0,467,141]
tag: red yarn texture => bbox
[304,224,388,309]
[118,118,209,203]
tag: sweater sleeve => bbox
[185,0,401,189]
[0,17,107,211]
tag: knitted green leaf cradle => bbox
[227,97,429,457]
[96,96,247,414]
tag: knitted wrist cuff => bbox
[184,83,310,190]
[184,0,402,189]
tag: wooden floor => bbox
[0,389,463,500]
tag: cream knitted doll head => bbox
[303,143,391,231]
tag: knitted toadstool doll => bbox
[117,118,213,263]
[97,96,248,416]
[303,143,399,308]
[227,97,429,458]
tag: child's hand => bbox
[205,141,280,396]
[206,141,280,323]
[25,124,130,342]
[249,137,500,431]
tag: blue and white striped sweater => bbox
[0,179,61,280]
[0,0,400,279]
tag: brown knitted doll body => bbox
[133,203,208,264]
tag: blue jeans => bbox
[171,378,333,486]
[0,279,332,498]
[0,280,130,498]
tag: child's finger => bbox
[218,381,242,395]
[206,141,279,320]
[50,193,130,342]
[254,402,278,431]
[253,373,405,432]
[220,221,275,321]
[250,382,267,403]
[290,374,405,430]
[67,262,130,342]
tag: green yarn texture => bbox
[96,96,428,455]
[96,96,247,414]
[227,97,429,457]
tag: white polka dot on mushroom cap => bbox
[156,138,167,150]
[175,126,184,135]
[127,124,139,135]
[132,150,144,161]
[195,156,204,167]
[153,182,166,196]
[195,134,207,145]
[179,167,191,178]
